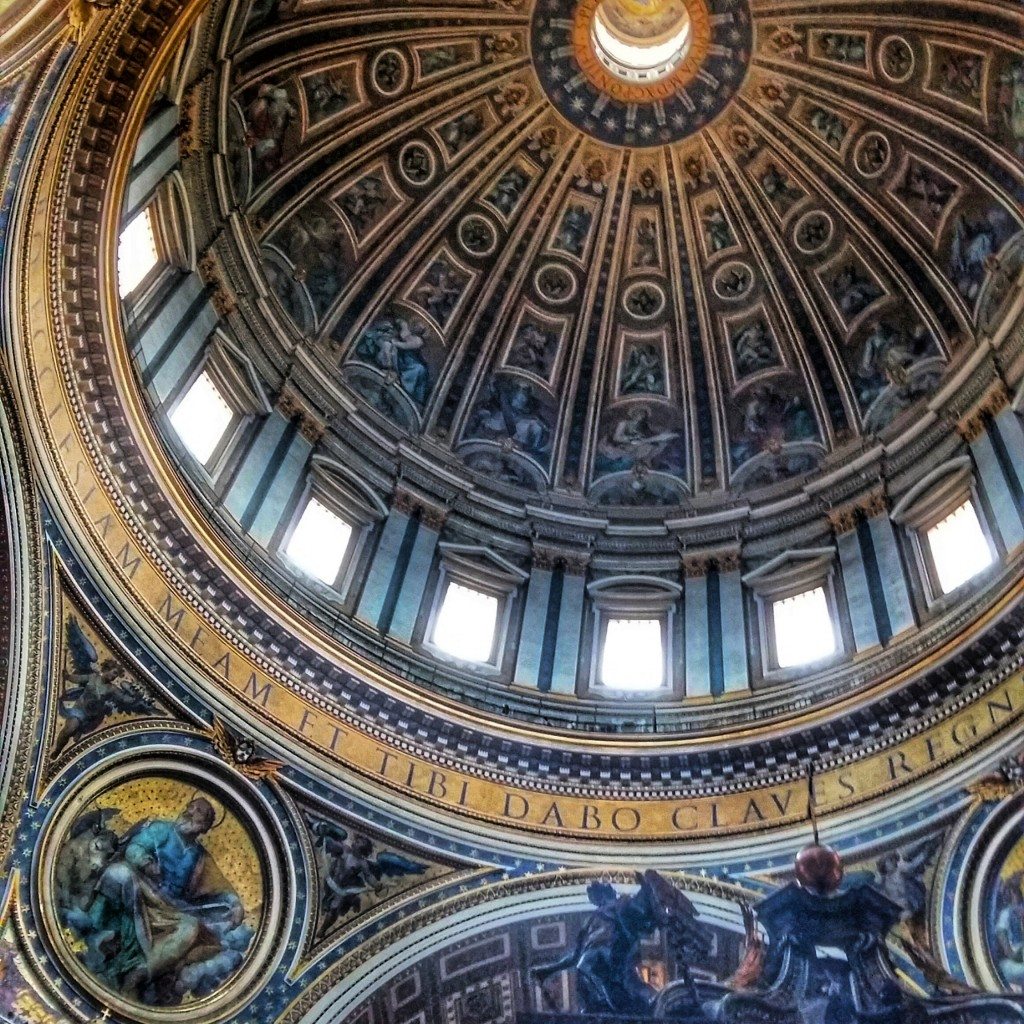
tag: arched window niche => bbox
[743,548,845,682]
[892,457,997,608]
[165,331,271,482]
[422,545,528,673]
[279,454,389,600]
[584,576,682,698]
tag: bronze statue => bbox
[532,870,712,1016]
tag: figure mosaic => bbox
[701,204,734,253]
[988,834,1024,991]
[553,203,593,257]
[856,134,890,176]
[400,142,433,184]
[634,216,659,267]
[827,260,883,320]
[459,216,495,255]
[796,212,832,252]
[462,448,543,489]
[874,835,942,943]
[373,51,405,93]
[53,618,154,756]
[339,173,389,235]
[242,82,297,178]
[439,108,484,155]
[595,405,684,477]
[818,31,867,66]
[355,314,431,404]
[275,204,349,315]
[54,792,257,1006]
[620,342,665,396]
[309,818,425,936]
[996,59,1024,155]
[949,206,1017,302]
[624,284,663,318]
[731,319,778,376]
[716,264,753,299]
[412,258,466,326]
[730,383,818,469]
[348,374,417,429]
[807,105,848,150]
[933,48,984,106]
[467,377,552,460]
[303,68,352,122]
[760,162,802,213]
[487,166,530,216]
[881,36,914,80]
[419,45,460,75]
[855,319,934,411]
[536,264,574,302]
[592,472,687,507]
[507,321,559,378]
[894,158,958,229]
[263,252,311,330]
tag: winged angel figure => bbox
[53,617,154,755]
[309,818,426,935]
[203,718,284,782]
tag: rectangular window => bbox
[773,587,835,668]
[169,371,234,466]
[927,498,992,594]
[433,581,499,663]
[286,498,353,585]
[600,618,663,691]
[117,209,159,298]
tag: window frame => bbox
[422,545,527,673]
[743,548,845,682]
[117,204,168,307]
[165,363,247,480]
[891,457,998,610]
[283,495,356,589]
[765,583,840,672]
[915,492,996,602]
[584,576,681,699]
[277,457,388,597]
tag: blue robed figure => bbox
[60,797,254,1006]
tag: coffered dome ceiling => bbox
[201,0,1024,511]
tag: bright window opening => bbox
[927,499,993,594]
[773,587,835,669]
[433,582,499,663]
[591,9,691,82]
[286,498,353,585]
[169,371,234,466]
[117,209,159,298]
[600,618,664,690]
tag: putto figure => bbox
[53,617,154,755]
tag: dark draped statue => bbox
[533,870,713,1016]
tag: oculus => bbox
[530,0,751,145]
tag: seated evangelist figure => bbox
[60,797,254,1006]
